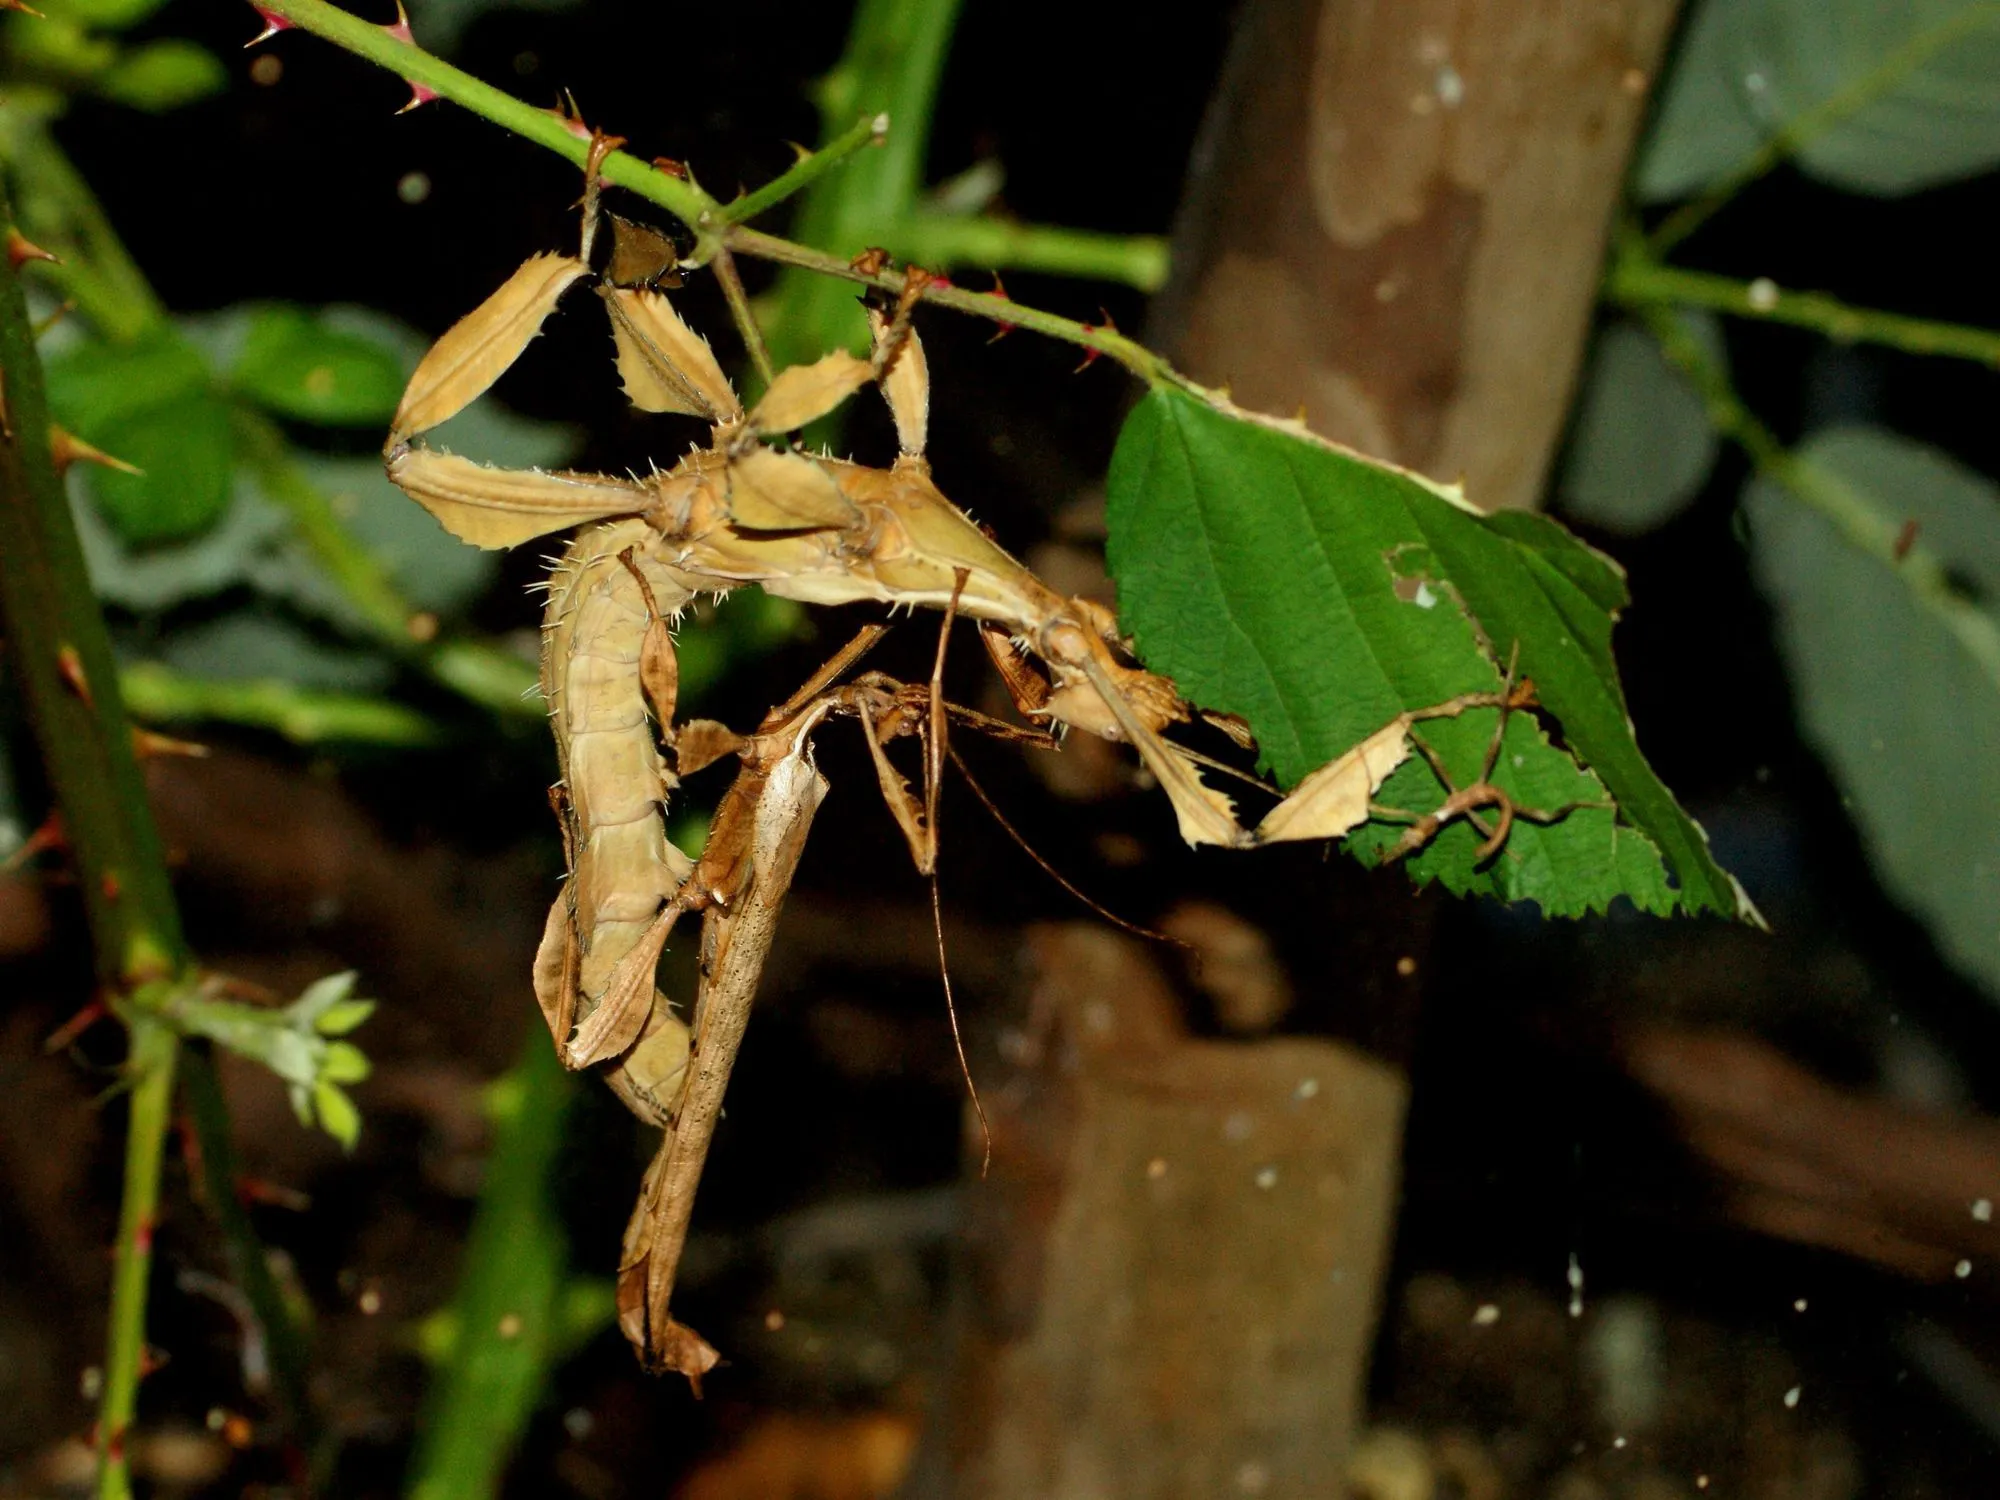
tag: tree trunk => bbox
[1153,0,1682,513]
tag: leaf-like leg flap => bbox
[600,285,744,422]
[617,547,680,733]
[857,699,934,874]
[386,448,653,549]
[676,719,749,777]
[1077,656,1249,848]
[867,306,930,457]
[725,446,859,531]
[746,350,876,435]
[390,253,587,443]
[531,886,579,1047]
[566,901,685,1067]
[1252,718,1413,845]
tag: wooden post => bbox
[945,926,1406,1497]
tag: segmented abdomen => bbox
[538,518,696,1122]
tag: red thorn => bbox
[1893,517,1920,561]
[6,228,59,270]
[986,321,1015,344]
[652,156,688,180]
[927,272,954,289]
[43,995,106,1054]
[850,246,892,277]
[1097,306,1120,333]
[104,1428,126,1465]
[137,1345,169,1377]
[101,870,122,903]
[1073,343,1103,373]
[380,0,415,45]
[396,82,439,113]
[988,271,1010,301]
[134,1217,156,1254]
[245,11,291,46]
[56,643,94,708]
[1,1,47,16]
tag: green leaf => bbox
[1746,425,2000,995]
[39,0,174,30]
[290,970,358,1025]
[314,998,377,1036]
[1104,384,1750,919]
[5,15,119,78]
[313,1081,362,1151]
[43,332,231,544]
[43,330,207,434]
[321,1041,371,1085]
[1639,0,2000,199]
[1557,315,1723,535]
[154,611,397,694]
[87,393,236,543]
[229,305,407,426]
[96,39,226,111]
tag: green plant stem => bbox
[717,111,888,229]
[119,662,444,746]
[727,224,1174,381]
[879,213,1171,292]
[97,1009,178,1500]
[405,1031,576,1500]
[252,0,714,227]
[0,185,193,1499]
[1649,3,2000,254]
[1636,301,2000,693]
[1609,257,2000,368]
[0,118,165,342]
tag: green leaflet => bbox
[1638,0,2000,200]
[1104,384,1751,920]
[1747,426,2000,996]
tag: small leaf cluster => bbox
[160,970,376,1150]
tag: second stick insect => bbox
[382,142,1585,1382]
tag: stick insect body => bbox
[381,146,1584,1380]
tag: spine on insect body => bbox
[535,518,699,1125]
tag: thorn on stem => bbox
[1893,517,1920,562]
[43,996,106,1053]
[244,6,294,47]
[56,642,94,707]
[6,228,59,270]
[133,728,211,761]
[850,247,891,278]
[51,426,142,477]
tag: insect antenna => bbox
[944,741,1186,954]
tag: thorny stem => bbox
[727,224,1177,383]
[715,111,889,230]
[1635,300,2000,695]
[98,1009,179,1500]
[0,182,193,1499]
[880,214,1171,293]
[1647,3,2000,254]
[1608,254,2000,369]
[253,0,1190,383]
[249,0,717,227]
